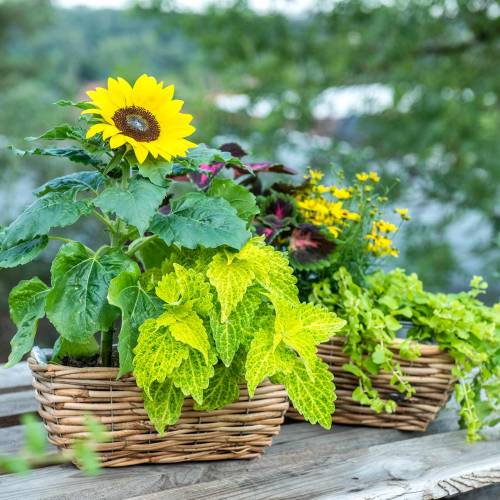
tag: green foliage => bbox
[0,236,49,269]
[0,414,107,475]
[133,237,344,432]
[6,278,49,367]
[34,171,107,197]
[1,191,91,247]
[46,242,136,342]
[2,96,255,369]
[208,178,259,223]
[51,337,100,364]
[150,191,250,250]
[93,177,167,234]
[108,265,163,376]
[312,267,500,441]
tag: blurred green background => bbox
[0,0,498,360]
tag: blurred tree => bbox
[139,0,500,292]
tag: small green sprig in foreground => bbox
[0,414,108,474]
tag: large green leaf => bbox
[10,146,104,167]
[34,171,106,197]
[51,337,99,364]
[93,177,167,234]
[207,251,255,322]
[149,192,250,250]
[208,178,259,223]
[6,278,49,367]
[27,123,83,141]
[134,237,170,269]
[0,236,48,269]
[138,160,173,187]
[2,191,91,247]
[46,243,136,342]
[143,379,185,434]
[133,319,189,394]
[108,266,164,377]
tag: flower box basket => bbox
[29,349,289,467]
[287,337,455,431]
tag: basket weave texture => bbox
[28,351,289,467]
[287,337,455,431]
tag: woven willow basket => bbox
[287,337,455,431]
[28,349,289,467]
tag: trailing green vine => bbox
[312,267,499,441]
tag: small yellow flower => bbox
[395,208,411,221]
[308,169,324,184]
[356,172,369,182]
[83,74,196,164]
[331,187,352,199]
[369,172,380,183]
[345,212,361,221]
[376,220,397,233]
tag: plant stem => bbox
[100,328,114,367]
[48,236,73,244]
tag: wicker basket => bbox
[28,349,289,467]
[287,337,455,431]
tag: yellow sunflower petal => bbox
[107,77,127,108]
[85,123,107,139]
[102,125,120,140]
[109,134,128,149]
[132,74,160,108]
[117,77,133,100]
[132,143,149,164]
[145,142,160,159]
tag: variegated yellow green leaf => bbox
[144,379,184,434]
[276,356,335,429]
[155,272,181,304]
[156,305,210,362]
[172,263,214,317]
[194,357,243,411]
[207,251,255,321]
[171,348,217,404]
[245,328,277,397]
[210,288,262,366]
[237,237,298,303]
[271,295,345,375]
[133,319,189,395]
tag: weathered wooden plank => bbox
[0,390,38,427]
[128,430,500,500]
[0,362,32,392]
[0,419,471,500]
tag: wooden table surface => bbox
[0,363,499,500]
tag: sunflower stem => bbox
[100,327,114,367]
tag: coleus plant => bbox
[1,75,345,430]
[312,267,500,441]
[129,237,345,431]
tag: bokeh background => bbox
[0,0,499,360]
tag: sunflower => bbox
[83,74,196,164]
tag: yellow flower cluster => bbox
[365,220,399,257]
[297,169,360,237]
[356,171,380,183]
[394,208,411,221]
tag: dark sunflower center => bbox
[112,106,160,142]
